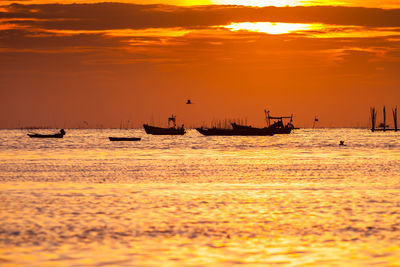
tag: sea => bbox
[1,128,400,266]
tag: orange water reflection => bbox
[2,182,400,265]
[1,129,400,266]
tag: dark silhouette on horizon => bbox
[27,129,66,138]
[143,115,185,135]
[108,137,141,141]
[370,106,398,132]
[197,110,297,136]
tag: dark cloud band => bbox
[1,3,400,31]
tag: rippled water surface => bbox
[1,129,400,266]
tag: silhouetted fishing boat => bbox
[232,122,293,134]
[28,133,64,138]
[109,137,141,141]
[143,115,185,135]
[230,110,296,134]
[196,126,274,136]
[27,129,66,138]
[143,125,185,135]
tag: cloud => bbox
[0,28,126,49]
[1,3,400,31]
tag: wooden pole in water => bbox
[370,107,376,132]
[383,106,386,131]
[393,106,398,132]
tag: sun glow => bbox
[224,22,319,35]
[211,0,303,7]
[223,22,400,38]
[210,0,400,8]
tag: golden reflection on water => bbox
[1,182,400,265]
[1,129,400,265]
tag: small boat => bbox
[229,110,296,135]
[109,137,141,141]
[27,129,66,138]
[28,133,65,138]
[196,126,274,136]
[196,127,237,136]
[232,122,293,134]
[143,115,185,135]
[143,125,185,135]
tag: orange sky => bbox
[0,1,399,128]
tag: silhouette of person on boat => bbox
[168,115,177,128]
[270,119,284,128]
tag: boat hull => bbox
[196,128,237,136]
[27,133,64,138]
[143,124,185,135]
[109,137,141,141]
[232,123,292,134]
[196,127,274,136]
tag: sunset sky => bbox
[1,0,399,128]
